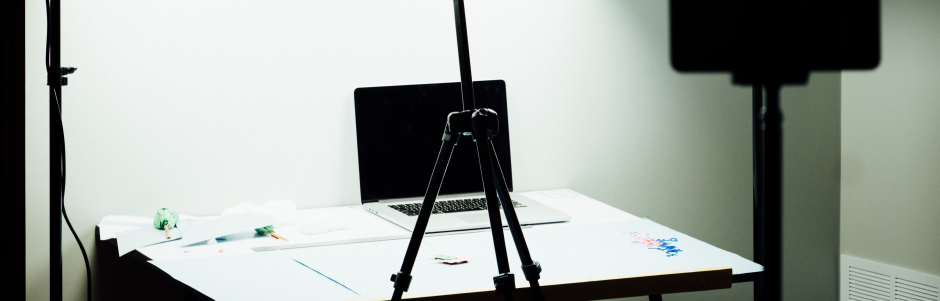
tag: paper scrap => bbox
[178,212,277,246]
[117,227,182,256]
[438,256,469,265]
[434,254,455,260]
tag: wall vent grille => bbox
[842,254,940,301]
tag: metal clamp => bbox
[49,67,77,86]
[391,271,413,292]
[521,261,542,281]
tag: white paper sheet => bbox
[150,252,366,301]
[178,212,277,246]
[117,227,182,256]
[97,215,154,240]
[283,230,498,298]
[175,215,216,232]
[287,219,763,299]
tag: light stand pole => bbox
[48,0,63,299]
[739,74,802,301]
[760,82,785,301]
[752,83,766,301]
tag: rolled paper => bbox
[154,208,180,230]
[255,225,276,235]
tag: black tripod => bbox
[388,1,545,300]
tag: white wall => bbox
[841,0,940,278]
[25,1,843,300]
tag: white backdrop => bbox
[25,1,842,300]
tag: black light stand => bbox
[388,1,545,300]
[48,0,63,299]
[671,1,880,299]
[47,0,79,299]
[735,71,808,301]
[756,81,785,301]
[751,83,780,301]
[751,83,766,301]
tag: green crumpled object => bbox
[154,208,180,229]
[255,225,275,235]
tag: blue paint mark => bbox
[647,238,682,257]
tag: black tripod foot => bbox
[494,273,516,298]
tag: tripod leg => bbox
[471,112,516,301]
[390,133,458,301]
[487,139,545,301]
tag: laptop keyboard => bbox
[388,198,526,217]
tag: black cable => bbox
[48,1,92,299]
[53,90,91,301]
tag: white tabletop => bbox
[127,189,760,300]
[132,189,638,261]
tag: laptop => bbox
[353,80,570,232]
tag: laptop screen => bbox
[354,80,512,202]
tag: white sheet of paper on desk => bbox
[150,252,366,301]
[117,227,182,256]
[178,212,276,246]
[175,216,216,232]
[286,219,763,299]
[97,215,154,240]
[285,229,510,298]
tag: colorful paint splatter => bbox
[629,232,682,257]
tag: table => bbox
[96,189,761,300]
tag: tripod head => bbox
[445,108,499,143]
